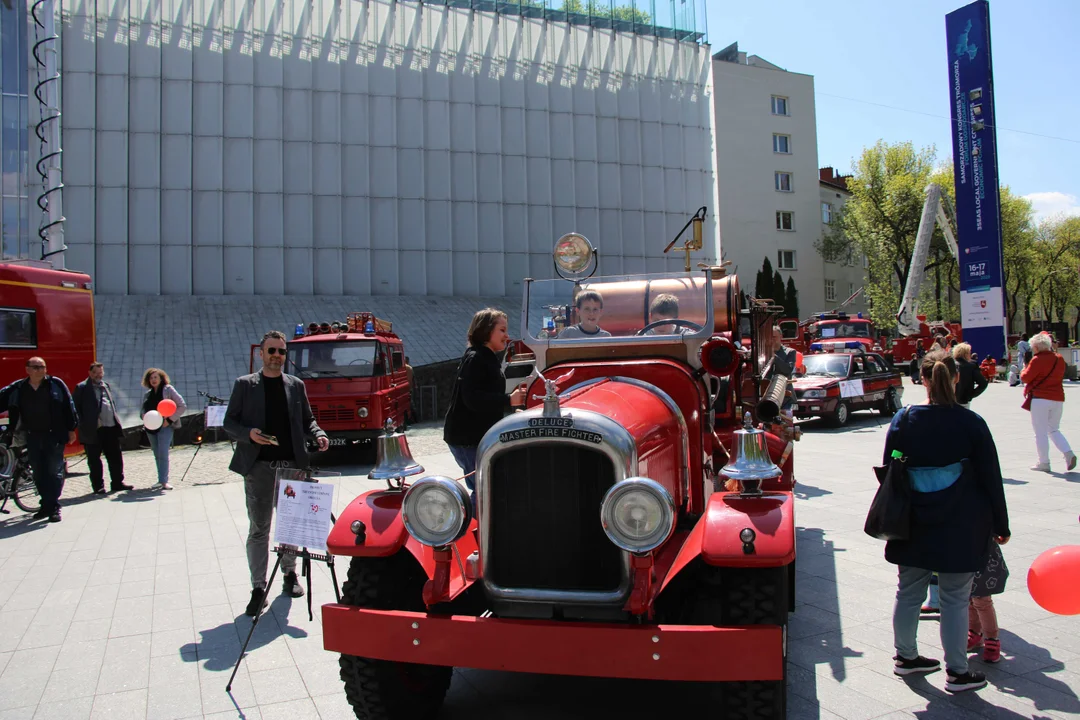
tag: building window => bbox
[774,172,792,193]
[821,202,832,224]
[777,250,796,270]
[771,96,789,116]
[775,211,794,231]
[1,0,32,260]
[849,283,855,299]
[773,134,791,154]
[825,280,836,302]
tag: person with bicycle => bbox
[0,357,78,522]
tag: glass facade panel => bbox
[1,0,31,259]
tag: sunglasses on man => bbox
[28,364,46,370]
[265,347,287,356]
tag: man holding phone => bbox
[225,330,330,616]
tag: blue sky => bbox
[703,0,1080,221]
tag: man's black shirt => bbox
[258,375,295,462]
[18,382,53,433]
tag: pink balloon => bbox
[157,399,177,417]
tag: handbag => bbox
[865,406,913,541]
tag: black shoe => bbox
[893,655,941,676]
[946,669,988,693]
[93,487,107,496]
[31,508,49,520]
[110,483,134,492]
[283,571,305,598]
[49,508,62,523]
[245,588,268,617]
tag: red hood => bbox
[792,376,840,390]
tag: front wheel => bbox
[338,553,452,720]
[11,462,40,514]
[831,400,850,427]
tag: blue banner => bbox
[946,0,1006,362]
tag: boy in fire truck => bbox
[558,290,612,339]
[644,293,692,335]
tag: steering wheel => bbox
[635,319,704,336]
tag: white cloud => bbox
[1022,191,1080,222]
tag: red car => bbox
[793,352,904,426]
[321,232,798,719]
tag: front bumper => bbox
[322,605,784,682]
[794,397,838,417]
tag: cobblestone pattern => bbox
[93,294,523,425]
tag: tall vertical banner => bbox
[946,1,1006,362]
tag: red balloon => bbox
[157,399,178,417]
[1028,546,1080,615]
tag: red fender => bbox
[656,490,795,598]
[327,489,478,601]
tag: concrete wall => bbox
[58,0,718,296]
[712,53,822,312]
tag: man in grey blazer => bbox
[225,330,330,616]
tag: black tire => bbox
[879,390,901,415]
[338,553,452,720]
[11,462,40,514]
[831,400,850,427]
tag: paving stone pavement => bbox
[0,379,1078,719]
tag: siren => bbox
[319,322,331,334]
[294,324,305,337]
[307,322,319,335]
[700,337,740,377]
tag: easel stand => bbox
[226,541,340,691]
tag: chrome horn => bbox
[720,412,781,495]
[368,418,424,489]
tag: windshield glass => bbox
[815,321,872,339]
[288,341,380,378]
[527,273,711,342]
[803,354,851,377]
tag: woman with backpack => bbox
[882,350,1009,693]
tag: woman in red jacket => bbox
[1021,333,1075,472]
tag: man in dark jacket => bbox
[0,357,77,522]
[224,330,329,616]
[73,362,132,495]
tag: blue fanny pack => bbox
[908,462,964,493]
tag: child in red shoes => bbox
[968,537,1009,663]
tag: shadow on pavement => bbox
[181,595,309,672]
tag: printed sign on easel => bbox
[274,479,336,551]
[206,406,226,428]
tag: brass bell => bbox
[368,418,424,482]
[720,412,781,495]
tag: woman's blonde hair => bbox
[920,350,956,406]
[142,367,171,388]
[467,308,507,348]
[951,342,972,362]
[1030,333,1053,354]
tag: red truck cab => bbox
[1,261,96,452]
[252,313,410,451]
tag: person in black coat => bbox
[443,309,526,499]
[951,342,988,409]
[882,351,1009,693]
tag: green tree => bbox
[1031,216,1080,328]
[785,276,799,319]
[755,256,775,301]
[772,270,785,310]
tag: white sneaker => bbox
[1066,452,1077,472]
[1031,462,1051,472]
[161,482,173,490]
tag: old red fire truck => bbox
[1,261,96,453]
[321,227,799,718]
[251,313,410,455]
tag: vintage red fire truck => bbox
[0,260,96,453]
[321,230,799,718]
[251,313,411,453]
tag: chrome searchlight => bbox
[600,478,675,554]
[553,232,597,280]
[402,476,473,547]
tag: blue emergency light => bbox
[294,324,304,337]
[810,343,823,351]
[857,312,863,319]
[365,320,375,333]
[845,341,862,349]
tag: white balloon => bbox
[143,410,164,431]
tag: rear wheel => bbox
[338,553,452,720]
[11,462,40,514]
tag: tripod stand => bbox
[178,391,230,485]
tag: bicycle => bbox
[0,431,41,515]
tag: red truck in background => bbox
[780,312,885,357]
[250,312,411,456]
[0,260,96,454]
[889,316,963,365]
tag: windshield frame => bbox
[814,321,873,339]
[287,338,384,379]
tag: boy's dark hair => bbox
[650,293,679,318]
[575,290,603,309]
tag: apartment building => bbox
[712,42,825,313]
[819,167,868,314]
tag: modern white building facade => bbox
[711,43,827,315]
[5,0,717,296]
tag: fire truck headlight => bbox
[357,407,369,418]
[553,233,595,277]
[600,478,675,554]
[402,477,472,547]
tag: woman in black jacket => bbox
[952,342,988,409]
[883,350,1009,693]
[443,309,526,500]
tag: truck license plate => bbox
[327,438,347,446]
